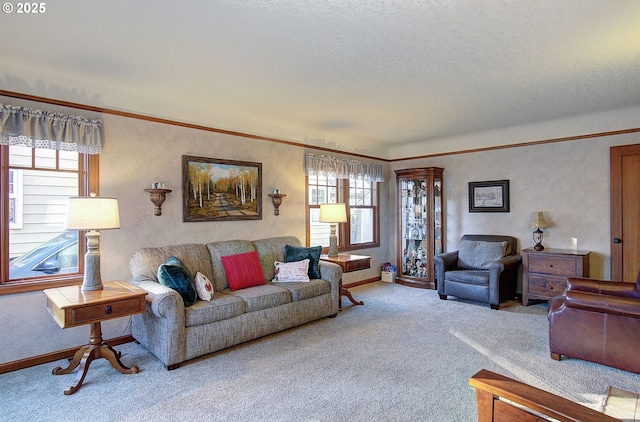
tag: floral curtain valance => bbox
[305,153,384,182]
[0,103,103,154]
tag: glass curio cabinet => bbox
[395,167,444,289]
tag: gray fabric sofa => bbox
[128,236,341,369]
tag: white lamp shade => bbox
[529,211,551,229]
[65,196,120,230]
[319,203,347,223]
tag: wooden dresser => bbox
[522,248,590,306]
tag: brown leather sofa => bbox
[548,274,640,374]
[434,234,521,310]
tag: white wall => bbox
[1,94,637,365]
[389,132,640,286]
[0,100,389,364]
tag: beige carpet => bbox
[604,386,640,421]
[3,282,640,421]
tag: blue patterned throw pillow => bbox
[157,256,198,307]
[284,245,322,279]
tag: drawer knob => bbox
[105,305,112,315]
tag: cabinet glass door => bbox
[395,167,444,289]
[400,178,428,279]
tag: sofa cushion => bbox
[458,240,507,270]
[274,279,330,301]
[195,271,215,301]
[226,284,291,312]
[273,259,310,282]
[130,244,214,285]
[446,270,490,286]
[157,256,198,307]
[185,293,246,327]
[285,245,322,279]
[221,251,266,291]
[252,236,302,281]
[206,240,256,291]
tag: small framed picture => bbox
[468,180,510,213]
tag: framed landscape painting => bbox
[468,179,510,213]
[182,155,262,222]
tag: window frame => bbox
[306,176,380,253]
[0,146,98,295]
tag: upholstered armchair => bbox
[434,235,521,309]
[548,274,640,374]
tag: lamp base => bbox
[532,229,545,252]
[81,230,103,291]
[327,224,339,257]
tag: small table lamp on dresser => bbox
[529,211,551,251]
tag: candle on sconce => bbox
[273,188,280,194]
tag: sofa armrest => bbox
[129,278,185,318]
[319,261,342,287]
[567,277,640,298]
[319,261,342,314]
[565,290,640,318]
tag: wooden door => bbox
[610,143,640,282]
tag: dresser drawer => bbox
[527,275,567,299]
[344,258,371,272]
[528,254,578,276]
[72,298,143,326]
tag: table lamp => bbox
[319,203,347,257]
[529,211,551,251]
[65,193,120,291]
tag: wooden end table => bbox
[320,254,370,309]
[521,248,590,306]
[43,280,147,395]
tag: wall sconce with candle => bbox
[268,188,286,215]
[144,182,171,216]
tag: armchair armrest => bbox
[568,277,640,298]
[434,251,459,290]
[565,290,640,318]
[488,254,522,279]
[434,251,460,271]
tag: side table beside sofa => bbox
[128,236,342,370]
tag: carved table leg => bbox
[63,346,98,395]
[339,278,364,310]
[341,288,364,307]
[51,344,88,375]
[52,321,139,395]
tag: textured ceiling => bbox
[1,0,639,159]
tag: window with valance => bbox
[304,153,384,182]
[1,103,103,153]
[1,103,102,294]
[305,153,382,252]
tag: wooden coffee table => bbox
[43,281,147,394]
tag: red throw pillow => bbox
[221,251,266,291]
